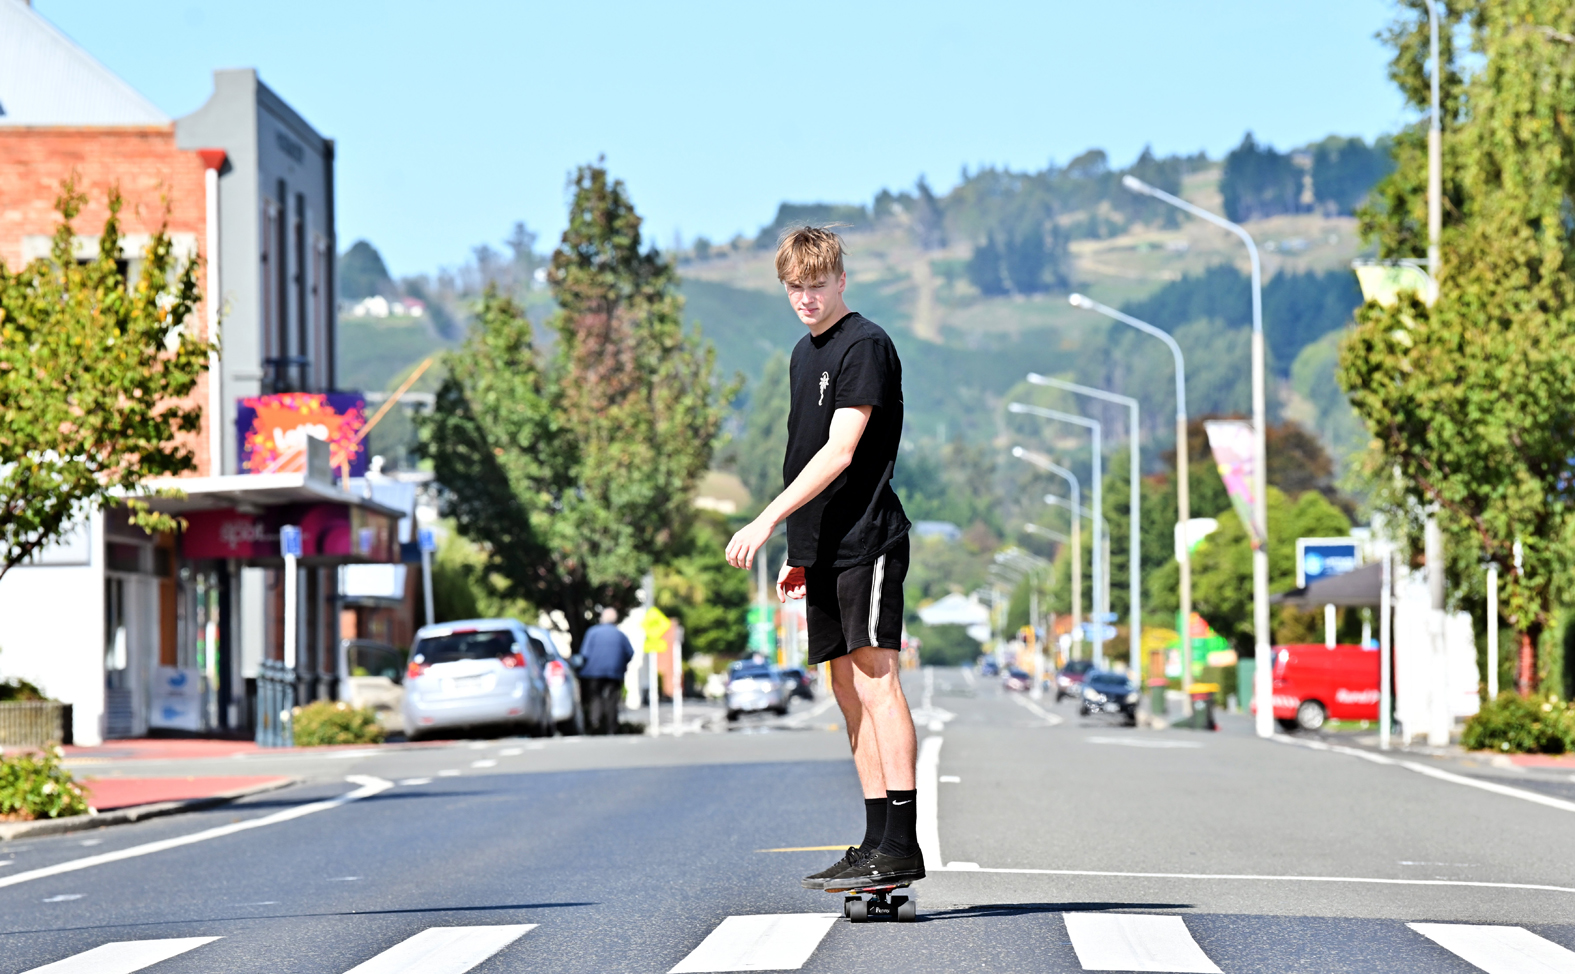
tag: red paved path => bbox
[79,775,291,810]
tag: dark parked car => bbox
[1079,669,1139,724]
[779,666,816,701]
[1054,659,1095,701]
[1001,667,1032,692]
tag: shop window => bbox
[107,542,143,574]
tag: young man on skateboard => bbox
[725,227,921,891]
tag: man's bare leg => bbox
[830,654,886,798]
[847,645,916,790]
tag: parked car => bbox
[340,639,405,733]
[1001,667,1033,692]
[1054,659,1095,701]
[979,658,1001,677]
[1079,669,1139,724]
[402,619,554,740]
[524,624,584,735]
[1264,643,1381,732]
[725,660,794,720]
[779,666,816,701]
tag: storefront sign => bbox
[149,666,204,731]
[183,504,398,562]
[237,393,369,476]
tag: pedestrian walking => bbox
[725,226,920,893]
[577,607,634,735]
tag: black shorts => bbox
[804,536,909,665]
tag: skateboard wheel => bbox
[849,898,869,923]
[843,896,857,918]
[897,897,917,922]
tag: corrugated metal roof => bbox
[0,0,168,126]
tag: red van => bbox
[1268,644,1381,731]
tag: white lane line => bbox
[438,770,461,777]
[1065,913,1221,973]
[931,864,1575,894]
[1087,736,1202,749]
[1010,693,1064,726]
[1410,922,1575,973]
[499,747,524,756]
[470,759,497,769]
[669,914,839,973]
[781,696,837,728]
[960,665,976,687]
[917,735,944,868]
[397,777,433,786]
[343,925,536,974]
[0,777,390,891]
[1276,736,1575,816]
[21,936,220,974]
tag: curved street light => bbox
[1011,446,1083,663]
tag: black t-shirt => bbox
[783,312,910,568]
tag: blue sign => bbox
[1086,623,1118,641]
[280,525,303,558]
[1296,537,1359,587]
[418,528,436,553]
[1093,612,1118,623]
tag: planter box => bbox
[0,701,73,747]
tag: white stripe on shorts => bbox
[868,553,886,648]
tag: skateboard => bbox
[831,881,917,923]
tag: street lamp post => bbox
[1013,448,1082,659]
[1028,373,1141,683]
[1067,294,1192,696]
[1008,403,1105,665]
[1122,175,1272,738]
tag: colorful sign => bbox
[237,393,369,476]
[1296,537,1360,588]
[747,604,776,654]
[1203,420,1264,550]
[183,504,398,562]
[643,606,673,654]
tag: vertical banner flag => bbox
[1203,420,1265,550]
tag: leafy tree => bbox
[338,240,393,300]
[420,164,731,649]
[755,203,869,248]
[0,183,210,579]
[1340,0,1575,692]
[654,512,750,659]
[1310,135,1395,215]
[967,234,1008,296]
[1220,132,1306,222]
[733,351,790,505]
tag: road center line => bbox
[0,776,391,891]
[917,735,943,868]
[931,864,1575,895]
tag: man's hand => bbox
[778,562,806,602]
[725,515,775,569]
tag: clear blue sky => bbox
[37,1,1412,278]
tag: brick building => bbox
[0,2,403,744]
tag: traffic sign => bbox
[417,528,436,553]
[1296,537,1359,587]
[642,606,672,653]
[1086,623,1118,641]
[1092,612,1118,623]
[279,525,302,558]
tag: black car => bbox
[1054,659,1095,701]
[1078,669,1139,724]
[779,666,816,701]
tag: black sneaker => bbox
[801,846,872,890]
[826,849,926,891]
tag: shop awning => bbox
[1272,561,1384,608]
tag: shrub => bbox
[0,746,90,820]
[292,701,385,747]
[0,677,47,702]
[1461,693,1575,754]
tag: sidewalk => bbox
[80,775,293,811]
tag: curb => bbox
[0,776,299,842]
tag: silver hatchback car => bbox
[403,619,558,740]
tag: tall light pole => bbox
[997,548,1051,697]
[1043,494,1113,649]
[1008,404,1105,665]
[1028,373,1141,682]
[1068,294,1191,695]
[1122,174,1271,738]
[1013,448,1081,659]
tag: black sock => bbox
[860,797,887,851]
[876,789,918,859]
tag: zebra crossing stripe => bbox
[669,913,840,973]
[1409,923,1575,974]
[341,925,537,974]
[1064,913,1222,973]
[20,937,219,974]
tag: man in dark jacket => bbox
[578,607,635,734]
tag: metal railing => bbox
[255,660,296,747]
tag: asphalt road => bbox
[4,667,1575,973]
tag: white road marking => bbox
[1064,913,1222,973]
[398,778,433,786]
[323,749,381,760]
[43,894,83,902]
[1087,736,1203,749]
[499,747,524,756]
[668,914,839,973]
[930,863,1575,894]
[438,770,461,777]
[1010,693,1065,726]
[1276,736,1575,817]
[940,775,961,783]
[342,924,536,974]
[960,665,976,687]
[467,741,491,750]
[470,760,497,768]
[917,735,944,868]
[1410,922,1575,973]
[780,697,837,728]
[0,777,390,891]
[20,936,219,974]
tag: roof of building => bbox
[0,0,169,127]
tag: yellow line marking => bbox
[757,845,850,852]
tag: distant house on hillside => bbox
[346,294,426,318]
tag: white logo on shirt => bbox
[818,371,830,406]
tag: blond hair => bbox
[774,226,845,285]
